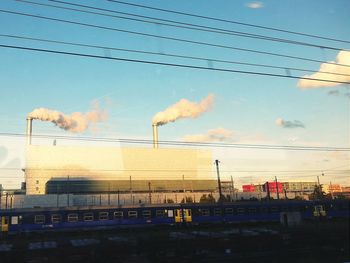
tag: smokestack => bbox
[152,124,159,149]
[26,117,33,145]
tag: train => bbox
[1,200,349,234]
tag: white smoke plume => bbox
[182,127,234,142]
[152,94,214,126]
[28,103,108,133]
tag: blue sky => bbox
[0,0,349,188]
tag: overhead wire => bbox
[0,132,349,151]
[1,9,350,68]
[1,44,350,88]
[12,0,347,52]
[2,33,350,78]
[107,0,350,45]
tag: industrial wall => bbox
[25,145,214,195]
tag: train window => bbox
[200,209,210,216]
[83,213,94,221]
[142,210,151,219]
[99,212,109,220]
[156,210,165,217]
[260,207,268,213]
[214,208,222,216]
[114,211,123,219]
[128,211,138,219]
[34,215,45,224]
[11,216,19,225]
[187,209,192,216]
[270,207,279,213]
[68,214,78,222]
[248,207,257,214]
[225,208,234,215]
[237,208,245,215]
[51,214,61,223]
[167,210,174,217]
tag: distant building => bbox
[263,182,284,193]
[242,184,255,192]
[282,182,316,193]
[25,145,216,195]
[323,184,342,194]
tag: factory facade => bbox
[25,145,217,195]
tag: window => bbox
[36,180,39,184]
[225,208,234,215]
[11,216,18,225]
[270,207,279,213]
[214,208,222,216]
[83,213,94,221]
[167,210,173,217]
[68,213,78,222]
[34,215,45,224]
[260,207,268,213]
[142,210,151,219]
[200,209,210,216]
[156,210,165,218]
[248,207,257,214]
[99,212,109,220]
[128,211,138,219]
[114,211,123,219]
[237,208,245,215]
[51,214,61,223]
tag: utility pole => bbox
[275,176,280,200]
[148,181,152,204]
[215,160,223,202]
[129,175,132,204]
[266,182,271,201]
[67,175,70,207]
[230,176,234,202]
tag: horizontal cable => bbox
[1,33,349,77]
[0,132,349,151]
[107,0,350,45]
[1,9,350,68]
[13,0,346,52]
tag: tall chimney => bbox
[152,124,158,149]
[26,117,33,145]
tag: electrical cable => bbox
[2,33,350,77]
[13,0,346,52]
[107,0,350,45]
[0,132,349,151]
[1,9,350,68]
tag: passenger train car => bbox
[0,200,348,234]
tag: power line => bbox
[1,9,350,68]
[2,33,350,78]
[14,0,346,52]
[107,0,350,45]
[0,132,349,151]
[1,167,348,173]
[1,44,350,87]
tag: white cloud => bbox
[182,127,234,142]
[246,2,264,9]
[275,118,305,128]
[297,51,350,89]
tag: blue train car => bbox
[0,200,348,234]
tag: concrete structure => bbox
[25,145,215,195]
[282,182,316,193]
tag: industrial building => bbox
[25,118,217,195]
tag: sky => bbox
[0,0,349,189]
